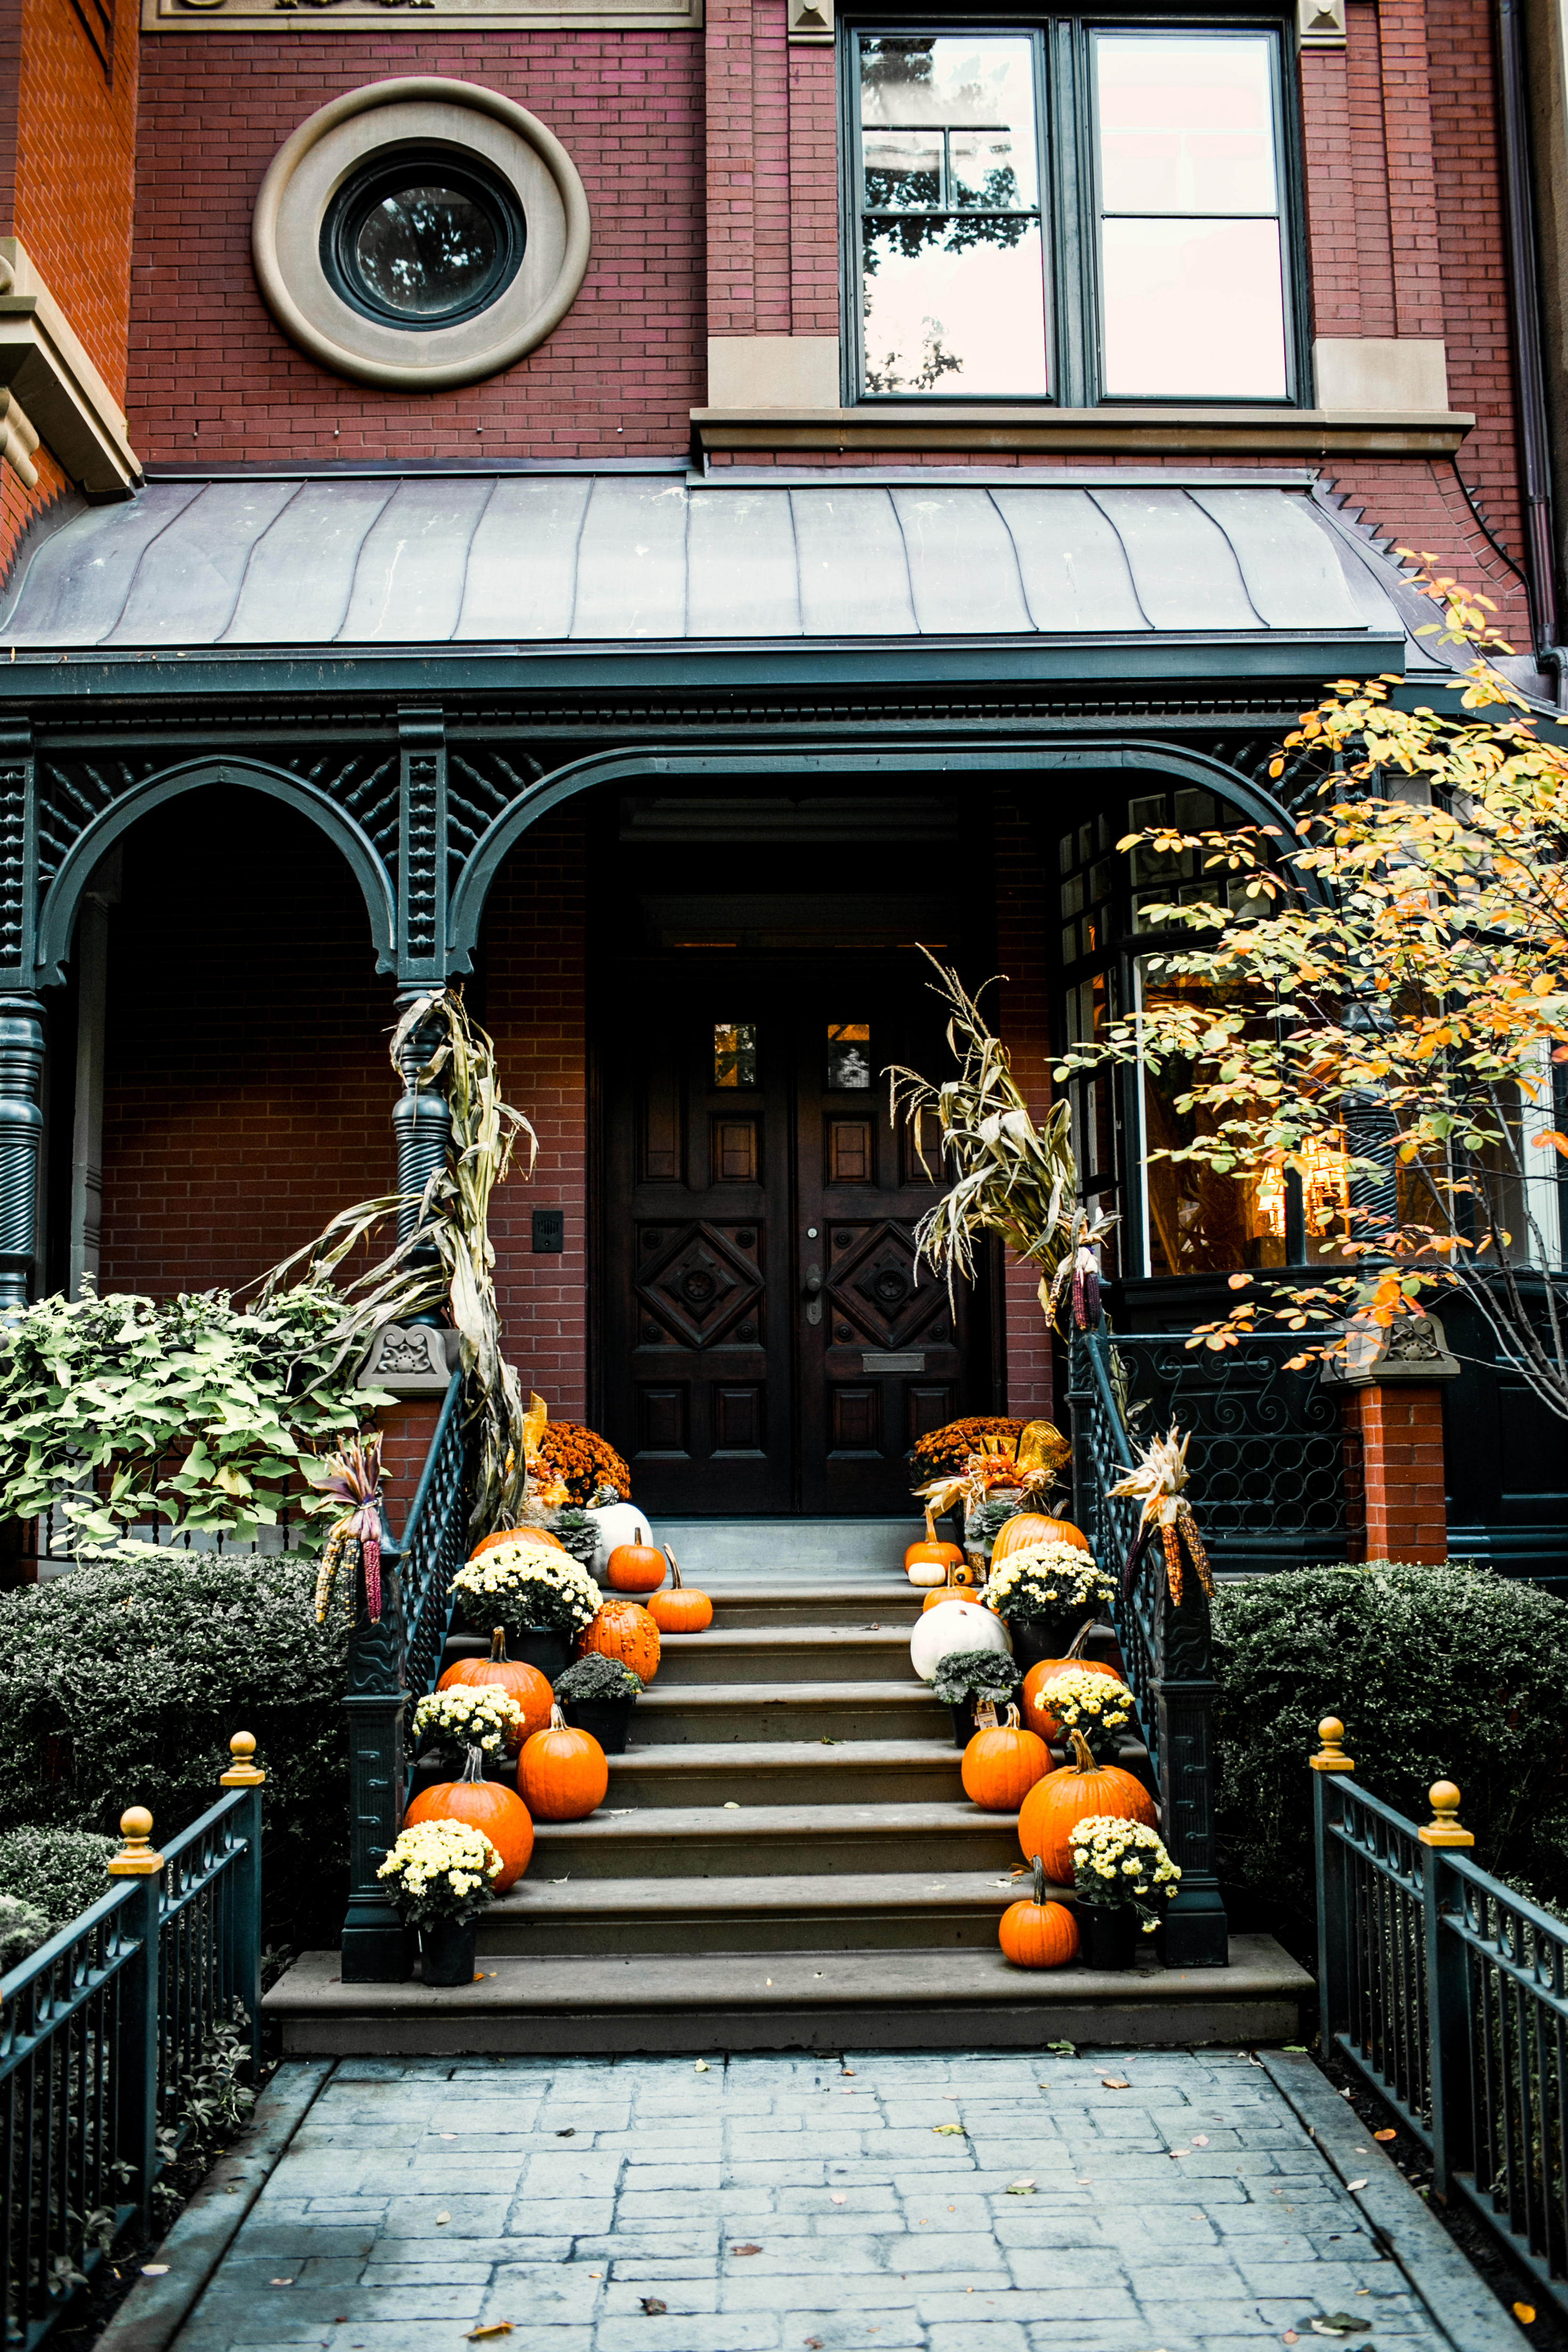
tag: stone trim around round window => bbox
[252,78,591,391]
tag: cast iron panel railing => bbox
[1107,1331,1351,1572]
[0,1762,263,2351]
[341,1370,470,1983]
[1316,1752,1568,2316]
[1069,1326,1228,1967]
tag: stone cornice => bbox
[692,406,1476,460]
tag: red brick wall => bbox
[1340,1383,1448,1563]
[480,807,588,1422]
[98,789,396,1296]
[705,0,836,337]
[127,33,704,463]
[994,795,1055,1424]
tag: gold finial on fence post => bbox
[107,1807,164,1876]
[1418,1780,1474,1848]
[220,1731,266,1788]
[1310,1717,1356,1773]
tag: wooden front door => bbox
[600,962,985,1515]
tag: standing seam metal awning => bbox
[0,472,1411,650]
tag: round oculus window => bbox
[321,151,525,331]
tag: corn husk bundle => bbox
[312,1434,386,1624]
[1108,1426,1213,1608]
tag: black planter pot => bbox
[563,1696,635,1754]
[950,1701,977,1750]
[1008,1617,1080,1671]
[508,1628,573,1682]
[483,1750,522,1787]
[1076,1902,1139,1972]
[420,1916,478,1987]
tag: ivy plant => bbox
[0,1281,390,1557]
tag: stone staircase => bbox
[267,1520,1310,2055]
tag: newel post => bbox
[1321,1311,1459,1564]
[1419,1777,1476,2197]
[0,990,45,1315]
[1310,1716,1356,2049]
[1153,1576,1228,1968]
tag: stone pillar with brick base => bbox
[1321,1311,1460,1565]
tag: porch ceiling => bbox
[0,469,1423,658]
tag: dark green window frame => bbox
[840,11,1310,409]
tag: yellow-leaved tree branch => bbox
[1053,561,1568,1421]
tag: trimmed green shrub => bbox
[0,1825,116,1927]
[1212,1561,1568,1915]
[0,1892,50,1971]
[0,1551,349,1943]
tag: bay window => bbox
[849,21,1301,405]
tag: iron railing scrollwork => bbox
[1317,1761,1568,2317]
[341,1369,470,1983]
[1070,1325,1228,1967]
[0,1772,263,2351]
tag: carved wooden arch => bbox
[445,738,1311,967]
[36,755,398,985]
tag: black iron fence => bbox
[0,1735,264,2351]
[1313,1720,1568,2316]
[342,1369,470,1982]
[1069,1324,1228,1966]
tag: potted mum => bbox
[553,1653,643,1753]
[929,1648,1022,1749]
[377,1818,502,1986]
[452,1539,601,1680]
[1027,1665,1137,1760]
[408,1685,525,1800]
[1067,1814,1181,1971]
[985,1544,1118,1665]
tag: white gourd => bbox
[906,1559,949,1588]
[909,1598,1012,1683]
[586,1502,653,1572]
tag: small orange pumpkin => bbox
[961,1701,1051,1812]
[438,1628,554,1745]
[519,1704,610,1821]
[991,1513,1091,1563]
[1021,1624,1125,1739]
[648,1555,713,1633]
[605,1542,668,1594]
[998,1855,1081,1968]
[1019,1730,1156,1883]
[470,1526,565,1561]
[579,1598,661,1684]
[922,1560,979,1610]
[906,1509,965,1584]
[404,1748,534,1891]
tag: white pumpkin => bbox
[909,1598,1012,1683]
[586,1502,653,1572]
[907,1559,949,1588]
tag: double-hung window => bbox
[848,22,1299,405]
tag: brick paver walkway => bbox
[175,2049,1449,2352]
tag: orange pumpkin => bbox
[438,1628,553,1745]
[579,1598,661,1684]
[961,1702,1051,1812]
[999,1855,1081,1968]
[605,1542,668,1595]
[648,1556,713,1633]
[1018,1730,1156,1884]
[470,1526,565,1561]
[519,1704,610,1820]
[922,1561,979,1610]
[991,1513,1090,1563]
[906,1509,965,1581]
[1022,1627,1126,1737]
[404,1750,534,1891]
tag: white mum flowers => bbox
[1067,1815,1181,1930]
[411,1685,524,1756]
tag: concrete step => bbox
[632,1679,945,1744]
[527,1799,1022,1879]
[655,1519,917,1577]
[604,1737,963,1808]
[477,1869,1021,1956]
[696,1582,923,1630]
[266,1933,1313,2056]
[649,1626,917,1686]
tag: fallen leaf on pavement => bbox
[805,2339,824,2348]
[932,2123,966,2135]
[1006,2181,1037,2195]
[436,2213,451,2226]
[1514,2308,1536,2326]
[694,2059,710,2072]
[466,2327,514,2341]
[556,2129,574,2138]
[1192,2136,1210,2146]
[1373,2130,1396,2143]
[1283,2333,1299,2343]
[641,2300,667,2315]
[1345,2179,1369,2193]
[1311,2315,1367,2336]
[140,2267,169,2278]
[731,2244,763,2257]
[269,2279,293,2287]
[831,2193,846,2204]
[1102,2077,1131,2090]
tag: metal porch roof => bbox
[0,471,1409,651]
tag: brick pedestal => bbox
[376,1398,444,1542]
[1338,1382,1449,1564]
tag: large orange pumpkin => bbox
[470,1526,565,1561]
[579,1598,661,1684]
[991,1513,1091,1563]
[648,1557,713,1634]
[999,1856,1081,1968]
[605,1542,668,1595]
[961,1702,1051,1812]
[519,1705,609,1820]
[1019,1731,1156,1884]
[404,1751,534,1891]
[1024,1657,1127,1741]
[438,1628,553,1745]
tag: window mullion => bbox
[1050,17,1089,409]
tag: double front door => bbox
[601,966,984,1514]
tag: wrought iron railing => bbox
[0,1739,264,2351]
[1314,1727,1568,2317]
[341,1369,470,1982]
[1069,1324,1228,1966]
[1104,1329,1352,1573]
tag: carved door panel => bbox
[602,989,794,1514]
[795,997,968,1515]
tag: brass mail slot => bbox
[861,1352,926,1374]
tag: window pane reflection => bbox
[1101,219,1286,398]
[714,1023,757,1088]
[1097,36,1277,215]
[827,1023,873,1089]
[862,222,1049,396]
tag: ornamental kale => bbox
[929,1648,1022,1707]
